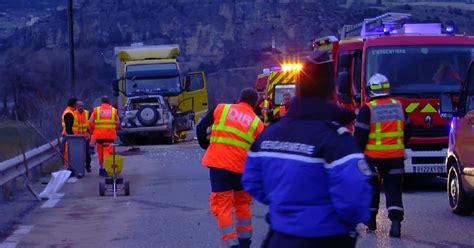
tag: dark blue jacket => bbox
[242,96,372,238]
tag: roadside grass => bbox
[0,120,44,162]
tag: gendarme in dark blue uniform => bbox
[242,51,372,248]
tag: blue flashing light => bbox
[446,26,455,34]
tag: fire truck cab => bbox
[313,13,474,175]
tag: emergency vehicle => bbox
[112,44,208,144]
[313,12,474,174]
[254,63,302,125]
[440,59,474,215]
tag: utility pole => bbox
[67,0,76,97]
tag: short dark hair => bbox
[238,88,259,108]
[297,51,335,99]
[67,97,78,107]
[101,95,109,104]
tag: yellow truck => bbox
[112,44,208,144]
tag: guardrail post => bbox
[0,185,5,203]
[39,163,44,178]
[31,166,37,182]
[22,174,28,190]
[10,178,17,200]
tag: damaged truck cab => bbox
[113,44,208,144]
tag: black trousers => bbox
[209,167,243,192]
[367,157,404,221]
[268,231,356,248]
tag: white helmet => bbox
[367,73,390,98]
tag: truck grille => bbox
[408,144,447,151]
[412,157,445,164]
[411,125,449,138]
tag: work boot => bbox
[238,238,251,248]
[99,168,107,177]
[389,220,401,238]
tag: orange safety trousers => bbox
[210,190,253,247]
[96,142,113,168]
[63,141,69,168]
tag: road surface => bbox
[0,143,473,248]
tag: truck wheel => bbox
[99,182,105,197]
[448,164,472,215]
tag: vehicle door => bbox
[336,49,362,113]
[453,63,474,188]
[177,71,209,128]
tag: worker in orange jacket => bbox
[273,91,292,119]
[89,96,120,177]
[75,101,92,173]
[61,97,79,169]
[197,88,264,248]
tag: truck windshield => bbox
[125,63,181,95]
[273,84,296,105]
[366,45,474,95]
[125,76,181,95]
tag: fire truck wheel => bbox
[448,165,472,215]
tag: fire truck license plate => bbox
[414,166,445,173]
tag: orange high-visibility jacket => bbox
[202,102,264,173]
[89,104,119,140]
[61,107,78,135]
[275,104,288,118]
[75,109,90,139]
[364,97,405,159]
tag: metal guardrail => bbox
[0,140,59,203]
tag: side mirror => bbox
[112,79,120,92]
[439,94,454,119]
[338,71,351,95]
[337,71,352,104]
[339,53,352,68]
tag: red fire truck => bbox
[313,12,474,174]
[255,63,301,125]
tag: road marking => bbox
[12,226,34,235]
[67,178,78,183]
[0,242,18,248]
[1,225,34,248]
[41,193,64,208]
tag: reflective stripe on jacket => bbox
[61,107,78,135]
[364,98,405,159]
[75,110,90,139]
[261,100,269,126]
[273,104,288,119]
[90,104,118,140]
[202,102,264,173]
